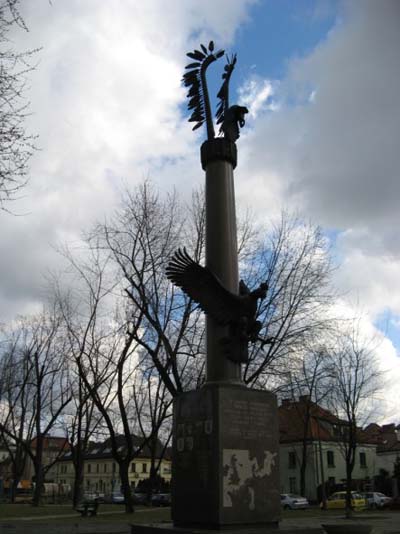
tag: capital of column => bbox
[200,138,237,171]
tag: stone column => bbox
[201,138,242,384]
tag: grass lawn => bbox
[0,503,170,523]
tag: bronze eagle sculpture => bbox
[166,248,268,363]
[183,42,248,142]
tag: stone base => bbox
[131,523,323,534]
[321,524,373,534]
[172,384,280,529]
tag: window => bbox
[289,477,297,493]
[104,463,107,473]
[327,450,335,467]
[142,463,147,473]
[113,462,116,473]
[360,452,367,468]
[131,462,136,473]
[96,463,100,473]
[87,463,91,473]
[288,452,296,469]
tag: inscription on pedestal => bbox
[221,398,273,440]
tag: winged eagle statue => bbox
[166,248,268,363]
[183,42,249,142]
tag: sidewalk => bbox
[0,512,399,534]
[281,512,400,534]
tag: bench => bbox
[76,500,99,516]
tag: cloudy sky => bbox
[2,1,400,420]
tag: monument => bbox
[132,42,280,533]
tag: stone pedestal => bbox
[171,383,280,529]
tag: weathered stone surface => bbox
[131,523,323,534]
[171,384,280,529]
[321,525,373,534]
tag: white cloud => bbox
[237,1,400,325]
[0,0,255,322]
[238,76,278,119]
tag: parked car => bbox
[323,491,367,511]
[361,492,392,509]
[280,493,309,510]
[108,491,125,504]
[151,493,171,507]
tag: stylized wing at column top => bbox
[182,41,224,139]
[215,54,237,128]
[165,248,241,325]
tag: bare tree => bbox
[241,213,335,388]
[0,0,37,209]
[55,238,174,513]
[62,375,102,507]
[0,327,33,502]
[281,346,333,499]
[0,310,72,506]
[96,182,207,397]
[52,243,116,507]
[326,322,383,517]
[132,354,173,503]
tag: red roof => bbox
[279,397,375,444]
[364,423,400,452]
[30,436,69,451]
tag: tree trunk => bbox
[32,462,44,507]
[300,440,308,496]
[345,461,353,519]
[10,477,19,504]
[119,461,134,514]
[318,436,327,509]
[72,459,84,508]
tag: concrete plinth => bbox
[171,384,280,529]
[131,524,323,534]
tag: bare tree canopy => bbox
[241,214,335,388]
[325,322,383,517]
[0,309,72,505]
[0,0,37,209]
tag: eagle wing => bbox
[166,248,241,325]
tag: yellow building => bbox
[55,435,171,494]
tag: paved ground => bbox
[0,511,399,534]
[281,512,400,534]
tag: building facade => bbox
[279,397,377,502]
[55,435,171,494]
[365,422,400,497]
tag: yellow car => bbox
[323,491,367,511]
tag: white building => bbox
[279,397,377,502]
